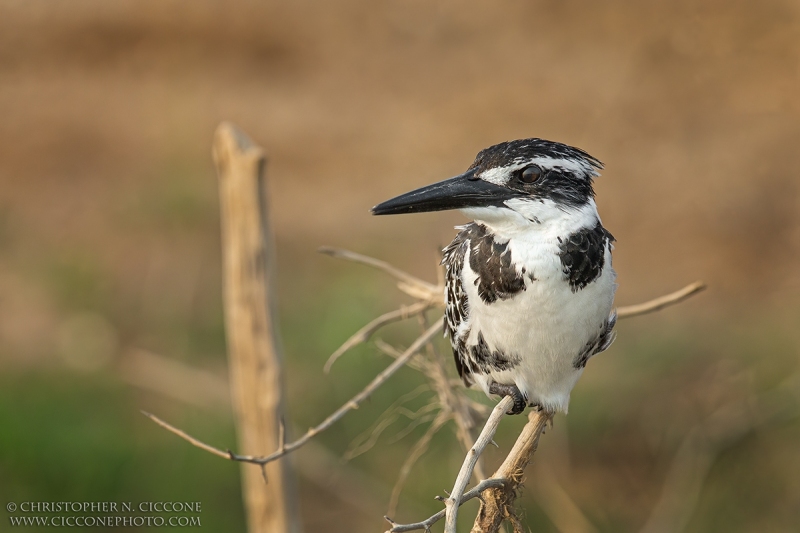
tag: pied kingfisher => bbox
[372,139,617,414]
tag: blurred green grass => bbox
[0,370,245,531]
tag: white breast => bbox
[459,200,617,413]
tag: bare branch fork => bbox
[143,123,707,533]
[385,405,553,533]
[444,396,514,532]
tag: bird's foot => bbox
[489,382,526,415]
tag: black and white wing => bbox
[441,225,472,385]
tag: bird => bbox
[371,138,617,415]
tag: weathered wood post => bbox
[212,122,301,533]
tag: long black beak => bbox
[371,169,521,215]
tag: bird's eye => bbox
[520,165,542,184]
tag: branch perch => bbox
[385,479,508,533]
[471,408,554,533]
[444,396,514,533]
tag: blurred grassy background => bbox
[1,0,799,531]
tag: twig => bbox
[319,247,439,296]
[345,390,436,461]
[414,309,485,481]
[324,301,431,372]
[374,339,431,373]
[388,411,452,517]
[396,281,442,303]
[387,407,441,444]
[617,281,706,319]
[142,410,233,460]
[386,478,508,533]
[146,322,442,466]
[445,396,514,533]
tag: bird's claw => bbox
[489,382,526,415]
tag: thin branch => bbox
[141,410,233,460]
[375,339,433,374]
[445,396,514,533]
[428,339,485,480]
[324,301,431,372]
[387,407,441,444]
[412,308,485,481]
[146,322,443,466]
[388,411,452,517]
[345,396,438,461]
[396,281,442,304]
[617,281,706,319]
[386,478,508,533]
[318,247,439,295]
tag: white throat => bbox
[460,198,600,240]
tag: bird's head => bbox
[371,139,602,225]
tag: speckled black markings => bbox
[469,332,520,373]
[450,329,522,388]
[468,139,602,175]
[442,224,526,384]
[442,231,471,384]
[467,139,603,209]
[573,312,617,369]
[559,222,614,292]
[460,224,527,304]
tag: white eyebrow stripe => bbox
[477,156,598,185]
[526,156,598,176]
[477,162,529,185]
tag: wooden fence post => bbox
[212,122,301,533]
